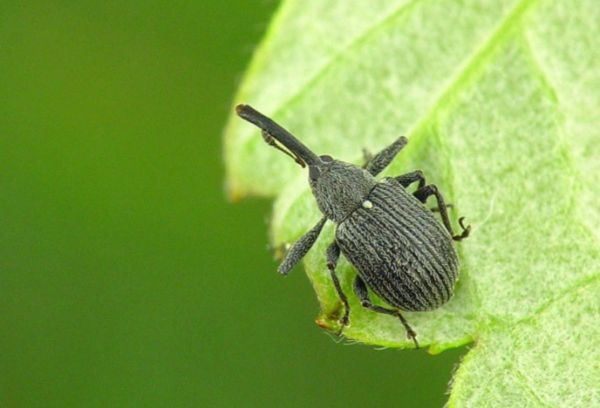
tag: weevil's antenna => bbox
[260,129,306,167]
[236,104,321,167]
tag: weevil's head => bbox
[308,157,376,223]
[236,104,376,222]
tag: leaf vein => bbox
[513,368,555,408]
[267,0,422,119]
[515,273,600,326]
[408,0,538,140]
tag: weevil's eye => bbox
[320,155,333,163]
[309,165,321,181]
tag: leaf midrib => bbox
[407,0,538,140]
[232,0,538,200]
[267,0,537,146]
[256,0,421,122]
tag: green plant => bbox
[224,0,600,405]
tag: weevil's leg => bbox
[430,203,453,212]
[353,275,419,348]
[326,241,350,334]
[278,217,327,275]
[394,170,426,189]
[413,185,471,241]
[394,172,456,212]
[364,136,408,176]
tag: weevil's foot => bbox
[336,311,350,336]
[452,217,471,241]
[406,329,419,349]
[396,311,419,349]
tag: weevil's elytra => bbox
[235,104,471,349]
[337,181,458,311]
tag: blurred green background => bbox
[1,1,465,406]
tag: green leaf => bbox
[224,0,600,405]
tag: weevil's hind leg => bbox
[413,185,470,241]
[326,241,350,335]
[430,203,453,213]
[394,170,426,190]
[353,276,419,348]
[364,136,408,176]
[278,217,327,275]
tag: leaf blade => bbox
[225,0,600,405]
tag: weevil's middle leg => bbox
[413,185,470,241]
[326,241,350,335]
[430,203,453,213]
[353,275,419,348]
[394,170,426,190]
[395,172,457,212]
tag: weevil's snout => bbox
[235,104,322,167]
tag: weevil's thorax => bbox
[309,160,377,223]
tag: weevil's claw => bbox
[452,217,471,241]
[401,322,419,349]
[395,311,419,349]
[408,333,419,349]
[336,310,350,336]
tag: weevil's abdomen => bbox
[335,181,458,311]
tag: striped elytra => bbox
[336,180,458,311]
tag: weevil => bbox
[236,104,470,348]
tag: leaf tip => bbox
[314,316,332,330]
[315,311,344,333]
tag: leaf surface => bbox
[224,0,600,405]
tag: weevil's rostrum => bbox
[236,104,470,348]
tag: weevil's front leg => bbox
[413,185,470,241]
[278,217,327,275]
[364,136,408,176]
[326,241,350,334]
[394,170,426,189]
[353,275,419,348]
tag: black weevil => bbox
[236,104,470,348]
